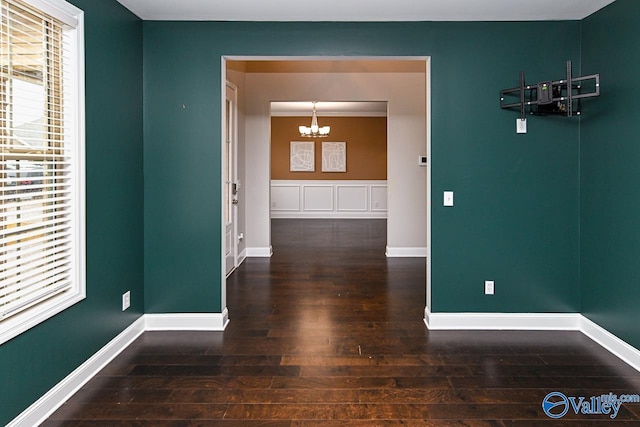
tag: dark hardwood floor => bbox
[44,219,640,425]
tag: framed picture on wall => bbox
[322,141,346,172]
[290,141,315,172]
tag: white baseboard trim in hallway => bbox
[424,308,640,372]
[385,246,427,257]
[238,248,247,265]
[245,246,273,257]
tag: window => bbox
[0,0,84,345]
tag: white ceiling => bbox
[116,0,616,21]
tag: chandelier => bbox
[298,102,330,137]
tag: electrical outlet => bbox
[122,291,130,311]
[484,281,495,295]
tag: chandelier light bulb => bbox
[299,101,330,137]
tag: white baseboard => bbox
[424,308,581,330]
[238,248,247,265]
[245,246,273,257]
[9,310,230,426]
[145,309,229,331]
[7,316,146,427]
[580,316,640,373]
[424,308,640,372]
[385,246,428,258]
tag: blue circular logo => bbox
[542,392,569,419]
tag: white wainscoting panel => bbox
[270,185,299,211]
[271,180,387,219]
[337,185,367,211]
[303,185,334,211]
[370,185,388,211]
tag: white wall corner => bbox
[144,310,229,331]
[7,316,146,427]
[245,246,273,257]
[385,246,427,258]
[580,316,640,373]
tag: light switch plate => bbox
[485,280,495,295]
[517,118,527,134]
[443,191,454,207]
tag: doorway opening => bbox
[221,57,432,319]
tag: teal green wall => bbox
[0,1,143,424]
[429,24,580,313]
[143,21,581,314]
[143,23,222,313]
[581,0,640,349]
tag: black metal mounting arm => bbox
[500,61,600,118]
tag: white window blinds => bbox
[0,0,83,325]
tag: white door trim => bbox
[225,82,239,278]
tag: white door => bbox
[224,83,238,276]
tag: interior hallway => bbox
[44,220,640,425]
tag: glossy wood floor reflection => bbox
[45,219,640,426]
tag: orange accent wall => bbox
[271,116,387,180]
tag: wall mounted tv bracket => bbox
[500,61,600,119]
